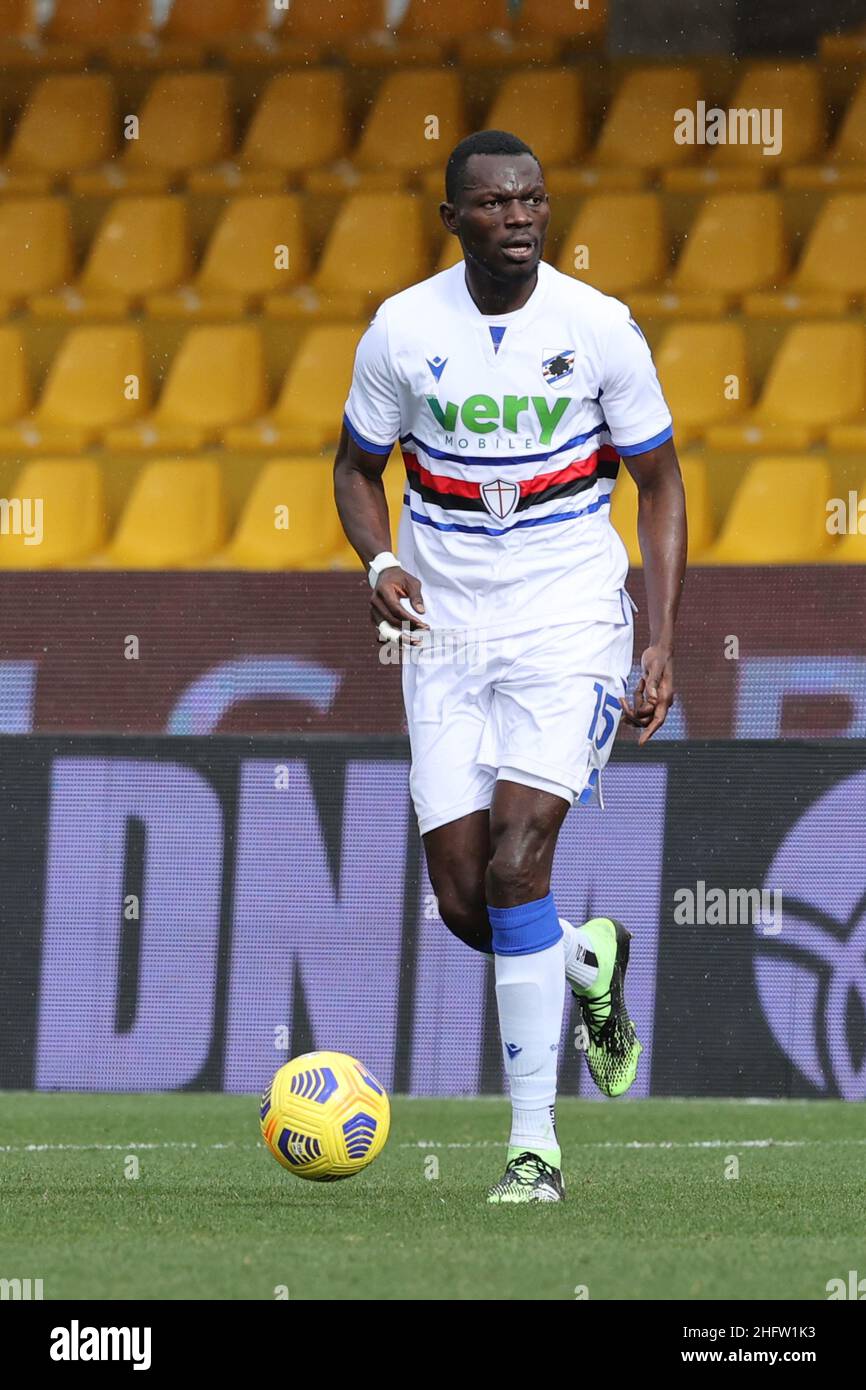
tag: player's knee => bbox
[436,890,492,953]
[485,837,548,907]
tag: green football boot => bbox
[486,1149,565,1204]
[571,917,643,1097]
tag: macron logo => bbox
[426,355,447,383]
[505,1042,523,1059]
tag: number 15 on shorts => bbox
[586,681,622,750]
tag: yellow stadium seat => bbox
[0,1,76,70]
[328,452,408,569]
[226,323,363,452]
[609,455,713,566]
[162,0,269,41]
[655,323,750,446]
[663,63,823,192]
[558,67,700,194]
[825,474,866,562]
[0,75,116,193]
[403,0,500,42]
[0,326,150,453]
[706,323,866,451]
[785,75,866,191]
[105,326,267,453]
[556,194,666,297]
[512,0,606,43]
[306,69,464,195]
[30,196,190,320]
[47,3,153,69]
[146,196,308,319]
[820,25,866,64]
[744,195,866,317]
[215,458,345,570]
[96,460,226,569]
[460,0,607,66]
[44,0,151,61]
[264,192,426,321]
[0,0,36,39]
[351,0,511,67]
[0,460,106,569]
[827,413,866,449]
[486,69,586,170]
[189,71,347,195]
[629,192,787,317]
[276,0,378,65]
[0,328,31,423]
[73,74,232,196]
[0,3,151,71]
[103,0,269,68]
[0,199,73,312]
[704,457,833,563]
[718,62,823,171]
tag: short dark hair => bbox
[444,130,541,203]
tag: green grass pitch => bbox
[1,1092,863,1301]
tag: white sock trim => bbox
[560,917,600,990]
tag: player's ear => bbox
[439,202,458,234]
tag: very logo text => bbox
[425,393,573,445]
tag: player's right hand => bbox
[370,566,429,644]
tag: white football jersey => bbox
[343,259,673,635]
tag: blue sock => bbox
[487,892,563,956]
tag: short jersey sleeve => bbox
[600,303,673,457]
[342,308,402,455]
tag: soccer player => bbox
[333,130,686,1203]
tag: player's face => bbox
[443,153,549,282]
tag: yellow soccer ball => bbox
[260,1051,391,1181]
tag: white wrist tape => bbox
[367,550,400,588]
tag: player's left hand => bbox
[619,645,674,746]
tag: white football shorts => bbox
[401,600,635,836]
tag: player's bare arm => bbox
[619,437,687,745]
[333,423,428,640]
